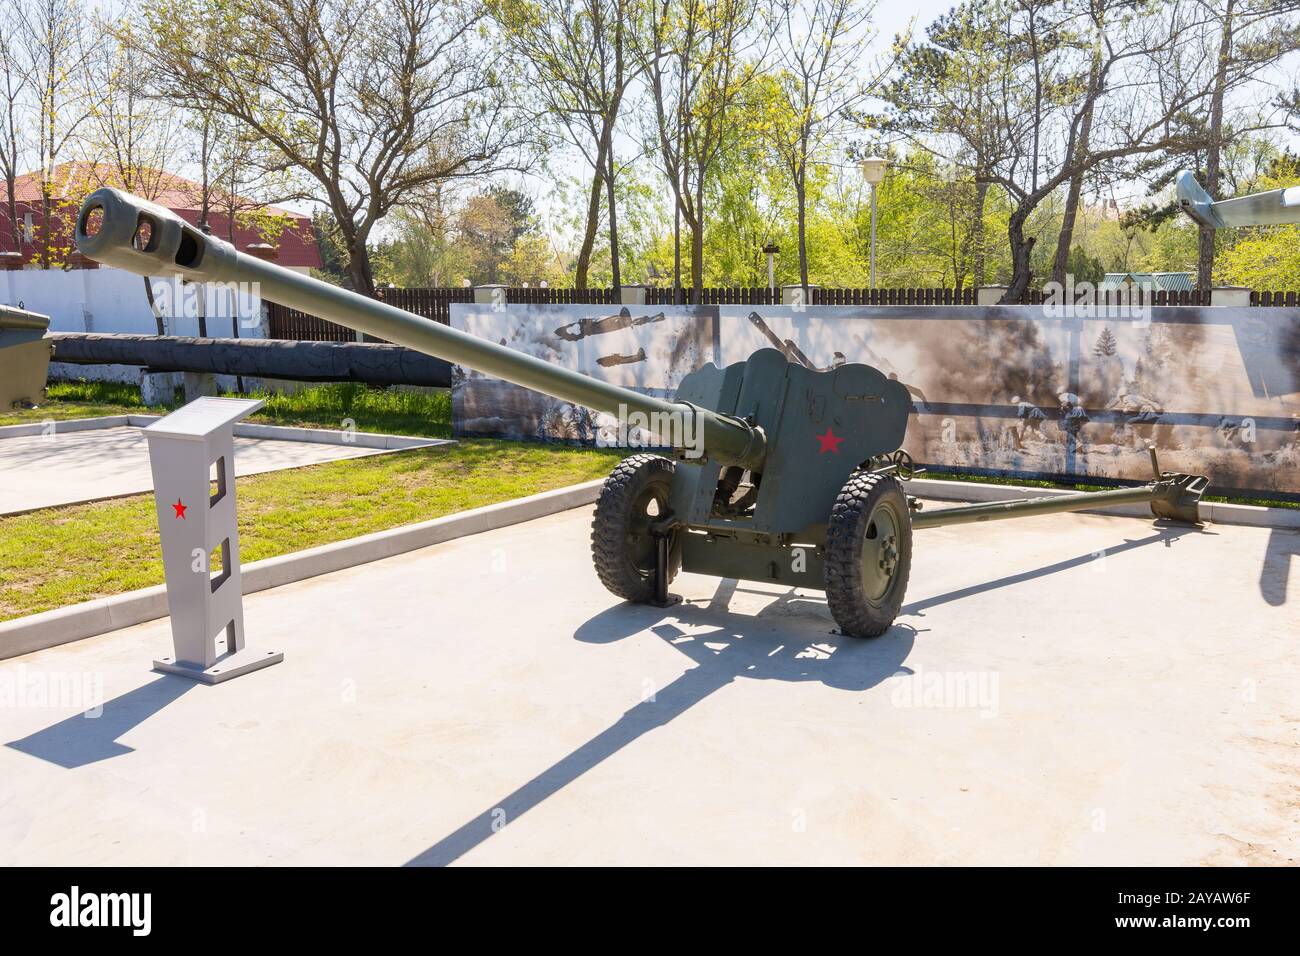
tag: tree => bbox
[1093,326,1117,355]
[457,185,536,283]
[492,0,639,289]
[80,16,181,201]
[635,0,766,301]
[77,13,187,332]
[374,207,468,286]
[17,0,93,268]
[1064,242,1105,283]
[136,0,534,295]
[1047,0,1107,286]
[1187,0,1300,288]
[499,232,566,285]
[701,74,792,286]
[888,0,1213,303]
[179,106,294,251]
[884,2,1005,288]
[0,0,30,253]
[769,0,896,289]
[312,210,350,285]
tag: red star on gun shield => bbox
[172,499,188,519]
[816,427,845,454]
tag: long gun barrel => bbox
[72,190,1212,642]
[73,188,767,471]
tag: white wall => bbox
[1,266,266,339]
[4,266,268,385]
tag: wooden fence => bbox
[267,284,1294,342]
[266,305,357,342]
[1252,290,1299,307]
[267,286,473,341]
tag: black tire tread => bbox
[590,454,677,602]
[824,471,912,638]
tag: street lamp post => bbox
[762,243,779,298]
[860,156,888,290]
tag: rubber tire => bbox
[824,471,912,637]
[590,454,680,602]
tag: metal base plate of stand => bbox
[154,647,284,685]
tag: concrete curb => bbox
[0,414,447,451]
[0,415,134,438]
[226,421,439,450]
[0,479,604,661]
[908,478,1300,529]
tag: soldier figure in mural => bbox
[1058,391,1090,444]
[538,399,596,442]
[1107,389,1165,447]
[1217,416,1244,444]
[1009,395,1047,449]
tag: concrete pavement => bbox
[0,503,1296,865]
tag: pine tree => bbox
[1094,327,1118,356]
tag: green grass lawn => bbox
[0,380,452,437]
[0,380,160,425]
[0,438,621,622]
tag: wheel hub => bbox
[860,504,901,603]
[878,537,899,576]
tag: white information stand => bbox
[144,397,283,683]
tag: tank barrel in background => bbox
[73,187,767,471]
[1175,170,1300,228]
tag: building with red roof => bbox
[0,162,321,272]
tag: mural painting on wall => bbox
[452,303,715,445]
[451,303,1300,497]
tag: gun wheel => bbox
[825,471,912,638]
[591,454,680,603]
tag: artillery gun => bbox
[74,188,1208,637]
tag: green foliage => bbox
[1219,225,1300,292]
[372,208,471,288]
[312,211,351,287]
[455,186,538,284]
[372,185,539,287]
[1134,218,1201,274]
[1215,156,1300,291]
[498,233,568,287]
[1064,245,1105,285]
